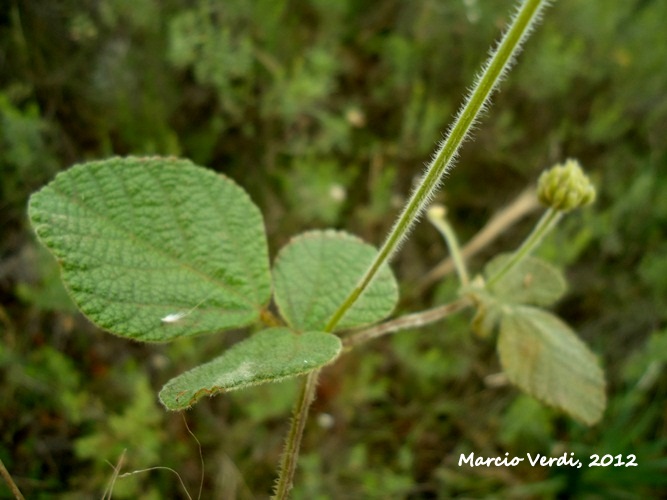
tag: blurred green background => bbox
[1,0,666,497]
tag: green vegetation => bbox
[2,0,667,498]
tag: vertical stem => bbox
[272,370,319,500]
[325,0,551,333]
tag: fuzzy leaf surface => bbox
[159,327,342,410]
[498,306,606,425]
[272,230,398,331]
[485,254,567,307]
[28,157,271,341]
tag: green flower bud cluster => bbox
[537,159,596,211]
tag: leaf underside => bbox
[28,156,272,341]
[159,327,342,410]
[485,253,567,307]
[498,306,606,425]
[272,230,399,331]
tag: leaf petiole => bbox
[427,205,470,287]
[485,207,562,289]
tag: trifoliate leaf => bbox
[272,230,398,331]
[498,306,605,425]
[485,254,566,307]
[159,327,341,410]
[28,157,271,341]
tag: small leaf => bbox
[498,306,605,425]
[28,157,271,341]
[272,230,398,331]
[485,254,566,306]
[159,327,341,410]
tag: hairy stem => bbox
[325,0,551,332]
[272,370,319,500]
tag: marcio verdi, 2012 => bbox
[459,452,639,469]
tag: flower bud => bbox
[537,159,596,211]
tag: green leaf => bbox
[485,254,567,306]
[28,157,271,341]
[498,306,606,425]
[159,327,341,410]
[272,230,398,331]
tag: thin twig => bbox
[0,458,25,500]
[118,467,193,500]
[343,297,473,348]
[102,449,127,500]
[181,414,205,500]
[418,188,539,294]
